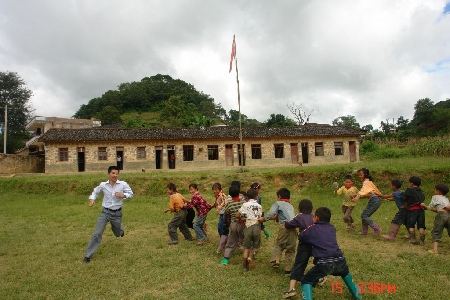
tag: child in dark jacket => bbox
[297,207,361,300]
[404,176,426,244]
[282,199,314,298]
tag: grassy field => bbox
[1,157,450,299]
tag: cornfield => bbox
[410,136,450,157]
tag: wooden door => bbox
[290,143,298,164]
[225,144,233,166]
[349,141,356,162]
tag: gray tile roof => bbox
[38,125,363,142]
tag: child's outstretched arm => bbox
[377,193,394,201]
[421,200,439,213]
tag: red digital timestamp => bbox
[330,281,397,294]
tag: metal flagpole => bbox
[233,35,244,172]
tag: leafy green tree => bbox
[412,98,434,125]
[0,71,34,153]
[332,115,360,129]
[396,116,409,131]
[198,100,216,118]
[73,74,217,120]
[361,124,373,133]
[98,106,122,125]
[265,114,296,127]
[121,115,150,128]
[189,115,216,127]
[214,103,228,120]
[159,96,204,127]
[380,120,395,134]
[226,109,253,126]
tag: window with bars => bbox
[183,145,194,161]
[207,145,219,160]
[137,147,146,159]
[251,144,262,159]
[59,148,68,161]
[274,144,284,158]
[315,142,324,156]
[98,147,107,160]
[334,142,343,155]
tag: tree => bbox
[226,109,248,126]
[379,120,396,134]
[412,98,434,125]
[265,114,296,127]
[287,102,314,125]
[0,71,34,153]
[332,115,360,129]
[396,116,409,131]
[159,96,194,127]
[361,124,373,133]
[189,115,216,127]
[98,106,122,125]
[214,102,228,121]
[73,74,217,120]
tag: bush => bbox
[360,140,379,154]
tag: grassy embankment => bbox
[1,157,450,299]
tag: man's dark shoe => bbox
[83,257,91,263]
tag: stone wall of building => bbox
[43,136,359,173]
[0,154,45,174]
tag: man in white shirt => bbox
[83,166,133,263]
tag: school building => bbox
[38,124,363,173]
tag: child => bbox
[377,179,407,240]
[251,182,270,239]
[220,185,245,265]
[186,207,195,230]
[263,188,296,273]
[163,183,194,245]
[404,176,426,244]
[281,199,315,298]
[334,175,359,231]
[420,184,450,254]
[213,182,228,253]
[236,188,263,271]
[296,207,362,300]
[229,180,246,249]
[184,183,215,245]
[351,168,382,235]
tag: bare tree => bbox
[287,102,314,125]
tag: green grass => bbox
[1,157,450,299]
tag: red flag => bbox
[229,37,236,73]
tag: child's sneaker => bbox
[283,289,296,298]
[427,249,438,255]
[318,277,327,286]
[220,258,229,265]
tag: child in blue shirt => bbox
[261,188,296,273]
[377,179,407,240]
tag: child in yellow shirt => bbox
[334,175,359,231]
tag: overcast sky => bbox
[1,0,449,128]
